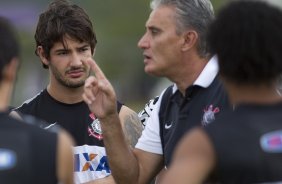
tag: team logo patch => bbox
[260,130,282,153]
[201,104,220,126]
[88,113,103,140]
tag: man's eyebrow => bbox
[54,44,90,53]
[147,25,161,30]
[54,48,69,53]
[78,44,91,49]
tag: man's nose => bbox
[137,34,149,49]
[70,52,83,66]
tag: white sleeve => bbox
[135,89,167,155]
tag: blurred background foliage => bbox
[1,0,279,111]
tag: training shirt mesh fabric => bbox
[13,89,123,183]
[204,103,282,184]
[0,112,57,184]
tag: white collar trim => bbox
[172,55,219,93]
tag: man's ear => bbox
[2,57,19,82]
[181,30,198,52]
[37,46,49,66]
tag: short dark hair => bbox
[35,0,97,69]
[208,1,282,85]
[0,17,20,81]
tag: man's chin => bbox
[145,68,162,77]
[64,80,85,88]
[145,67,154,75]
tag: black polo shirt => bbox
[204,103,282,183]
[136,56,230,167]
[159,75,229,166]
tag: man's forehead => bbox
[146,6,176,28]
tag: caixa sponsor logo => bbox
[74,153,110,173]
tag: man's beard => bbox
[51,65,90,88]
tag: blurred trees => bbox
[0,0,228,110]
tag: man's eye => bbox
[151,29,158,34]
[58,51,68,55]
[150,28,161,36]
[79,47,89,52]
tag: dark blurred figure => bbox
[162,1,282,183]
[0,16,74,184]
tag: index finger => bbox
[87,59,106,79]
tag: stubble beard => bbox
[51,65,90,89]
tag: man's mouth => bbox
[66,69,84,78]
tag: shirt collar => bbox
[172,55,219,93]
[194,55,218,88]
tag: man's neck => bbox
[47,84,84,104]
[172,55,209,96]
[0,81,13,112]
[227,83,282,106]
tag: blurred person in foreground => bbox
[162,1,282,183]
[0,16,74,184]
[11,0,142,183]
[82,0,230,183]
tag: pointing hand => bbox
[83,59,117,120]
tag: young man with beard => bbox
[11,0,142,183]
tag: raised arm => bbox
[83,59,163,184]
[161,128,216,184]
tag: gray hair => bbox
[150,0,215,58]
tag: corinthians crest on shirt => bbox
[88,113,103,140]
[201,104,220,126]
